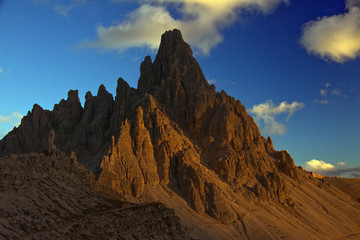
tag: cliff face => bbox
[1,30,359,240]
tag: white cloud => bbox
[337,161,346,167]
[249,100,304,135]
[315,83,346,104]
[304,159,360,177]
[54,4,74,17]
[305,159,337,172]
[314,99,329,105]
[320,89,326,96]
[208,78,216,84]
[320,82,331,96]
[84,0,289,54]
[85,5,178,51]
[53,0,87,18]
[0,112,23,126]
[300,0,360,63]
[346,0,360,9]
[331,89,342,96]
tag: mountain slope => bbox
[326,177,360,202]
[0,152,190,240]
[1,29,359,239]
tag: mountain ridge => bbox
[1,29,359,239]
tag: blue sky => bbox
[0,0,359,177]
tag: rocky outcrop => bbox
[0,86,116,171]
[0,152,190,240]
[310,171,325,179]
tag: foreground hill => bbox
[0,152,190,239]
[1,29,359,239]
[326,177,360,202]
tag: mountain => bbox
[1,29,359,239]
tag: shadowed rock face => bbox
[1,30,359,240]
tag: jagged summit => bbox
[1,29,359,240]
[138,29,213,129]
[139,29,198,95]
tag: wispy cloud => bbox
[351,173,360,178]
[0,130,5,140]
[208,78,216,84]
[0,112,23,139]
[53,0,87,18]
[0,112,23,126]
[300,0,360,63]
[314,99,329,105]
[304,159,360,177]
[249,100,304,135]
[315,82,346,104]
[320,82,331,97]
[32,0,51,5]
[54,4,74,17]
[0,66,3,74]
[331,89,342,96]
[338,161,346,167]
[83,0,289,54]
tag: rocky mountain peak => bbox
[153,29,193,77]
[67,89,81,104]
[1,28,299,225]
[152,29,209,89]
[138,29,214,133]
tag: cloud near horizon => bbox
[305,159,337,172]
[305,159,360,178]
[84,0,289,54]
[0,112,23,126]
[338,161,346,166]
[207,78,217,84]
[300,0,360,63]
[0,130,4,139]
[249,100,304,135]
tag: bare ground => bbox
[0,152,191,240]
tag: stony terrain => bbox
[0,152,190,240]
[326,177,360,202]
[1,29,359,239]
